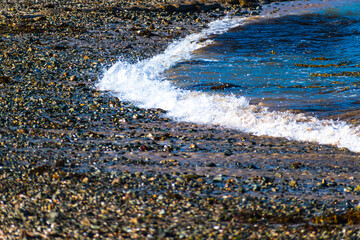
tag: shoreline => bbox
[1,0,360,238]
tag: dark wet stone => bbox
[0,76,12,83]
[224,149,233,156]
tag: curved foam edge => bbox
[96,0,360,152]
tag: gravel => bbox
[1,0,360,238]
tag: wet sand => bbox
[1,0,360,238]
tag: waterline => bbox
[97,0,360,152]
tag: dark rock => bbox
[0,76,12,84]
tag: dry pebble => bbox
[1,0,360,238]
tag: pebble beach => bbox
[1,0,360,238]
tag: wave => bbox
[96,0,360,152]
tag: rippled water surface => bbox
[165,2,360,118]
[98,0,360,152]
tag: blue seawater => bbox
[164,2,360,118]
[98,0,360,152]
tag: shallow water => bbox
[165,2,360,118]
[97,0,360,152]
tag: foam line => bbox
[97,0,360,152]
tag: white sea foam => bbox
[97,0,360,152]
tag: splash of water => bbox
[97,0,360,152]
